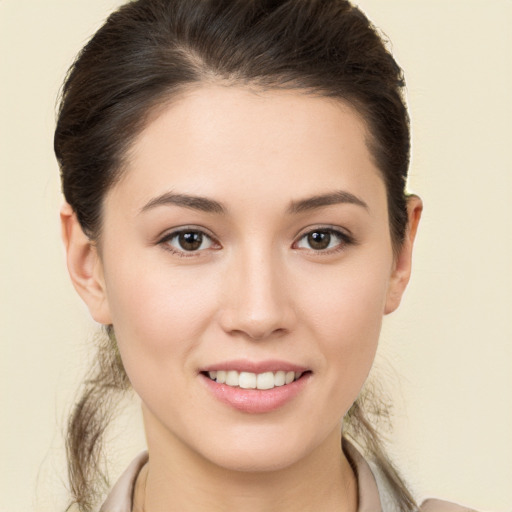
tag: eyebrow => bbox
[140,192,226,214]
[287,190,368,214]
[139,189,368,215]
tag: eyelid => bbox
[293,225,355,252]
[157,224,217,241]
[294,224,354,241]
[157,225,221,255]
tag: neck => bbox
[139,411,357,512]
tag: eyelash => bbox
[158,227,220,258]
[293,227,355,255]
[157,226,355,257]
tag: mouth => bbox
[201,370,308,390]
[199,360,312,413]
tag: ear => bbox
[60,203,112,324]
[384,195,423,314]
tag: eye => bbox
[160,229,218,254]
[294,228,352,252]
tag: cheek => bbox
[102,259,221,378]
[301,257,391,402]
[304,254,390,342]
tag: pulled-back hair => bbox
[55,1,416,510]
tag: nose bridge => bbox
[220,238,293,339]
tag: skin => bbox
[61,85,422,512]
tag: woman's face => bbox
[76,85,415,472]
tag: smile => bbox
[206,370,303,390]
[200,362,311,413]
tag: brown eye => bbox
[307,231,331,250]
[295,228,351,252]
[162,229,215,253]
[178,231,203,251]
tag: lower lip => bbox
[200,373,311,414]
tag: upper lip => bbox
[200,359,309,374]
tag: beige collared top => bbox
[99,442,477,512]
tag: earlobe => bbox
[384,195,423,315]
[60,203,112,325]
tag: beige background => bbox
[1,1,511,511]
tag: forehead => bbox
[113,85,385,213]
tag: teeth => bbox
[274,370,286,386]
[239,371,256,389]
[207,370,303,389]
[226,370,239,386]
[256,372,274,390]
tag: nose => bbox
[218,245,296,340]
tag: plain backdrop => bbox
[1,1,511,511]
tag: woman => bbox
[55,0,475,511]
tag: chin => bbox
[192,425,329,474]
[204,445,307,473]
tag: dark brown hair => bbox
[55,0,416,510]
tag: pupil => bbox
[308,231,330,250]
[179,232,202,251]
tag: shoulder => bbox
[420,498,479,512]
